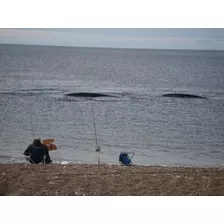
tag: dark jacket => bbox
[24,143,52,164]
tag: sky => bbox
[0,28,224,50]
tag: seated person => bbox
[24,138,52,164]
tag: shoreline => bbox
[1,163,224,196]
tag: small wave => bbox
[0,155,85,164]
[0,89,66,96]
[0,155,26,164]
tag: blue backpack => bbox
[119,153,134,166]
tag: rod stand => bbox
[96,147,100,164]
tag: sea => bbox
[0,43,224,167]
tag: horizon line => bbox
[0,42,223,52]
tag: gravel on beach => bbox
[0,164,224,196]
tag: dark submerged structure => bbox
[162,93,207,99]
[65,92,115,98]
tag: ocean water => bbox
[0,44,224,167]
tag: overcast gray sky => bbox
[0,28,224,50]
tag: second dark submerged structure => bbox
[162,93,207,99]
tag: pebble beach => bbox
[1,164,224,196]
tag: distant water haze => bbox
[1,28,224,50]
[0,44,224,166]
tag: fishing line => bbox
[91,99,98,148]
[29,105,35,140]
[91,98,100,164]
[28,89,35,140]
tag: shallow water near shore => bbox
[0,44,224,167]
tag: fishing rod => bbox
[91,99,100,164]
[28,91,35,140]
[29,106,35,140]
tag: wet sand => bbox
[0,164,224,196]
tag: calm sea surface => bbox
[0,44,224,166]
